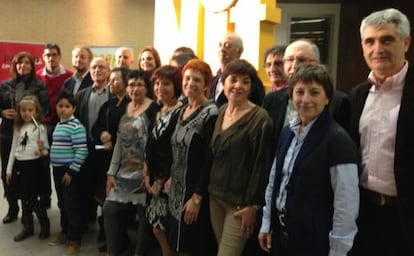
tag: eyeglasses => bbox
[283,56,315,64]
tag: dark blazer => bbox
[75,86,110,144]
[62,72,93,95]
[211,70,265,107]
[349,65,414,247]
[262,87,290,153]
[263,88,351,154]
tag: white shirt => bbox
[6,122,49,174]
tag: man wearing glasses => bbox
[262,39,350,150]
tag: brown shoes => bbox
[48,232,67,246]
[64,241,80,256]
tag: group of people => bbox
[0,7,413,256]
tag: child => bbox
[6,95,50,242]
[48,90,88,256]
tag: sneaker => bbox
[48,232,66,246]
[64,241,80,256]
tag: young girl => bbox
[6,95,50,242]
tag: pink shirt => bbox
[359,62,408,196]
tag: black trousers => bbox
[1,136,19,212]
[78,146,101,229]
[53,166,82,243]
[350,193,412,256]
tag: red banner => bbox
[0,41,45,83]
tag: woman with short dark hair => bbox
[259,64,359,255]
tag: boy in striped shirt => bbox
[49,90,88,255]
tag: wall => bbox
[0,0,155,70]
[275,3,340,86]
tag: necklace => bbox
[226,102,253,121]
[227,112,235,120]
[131,102,141,112]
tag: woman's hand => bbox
[234,206,257,239]
[183,195,201,225]
[144,174,151,193]
[6,173,12,184]
[164,177,171,194]
[149,179,163,197]
[62,173,72,187]
[106,175,117,195]
[258,232,272,253]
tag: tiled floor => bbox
[0,185,106,256]
[0,178,156,255]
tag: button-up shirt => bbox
[359,62,408,196]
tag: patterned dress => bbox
[106,103,157,205]
[145,103,181,230]
[168,99,218,255]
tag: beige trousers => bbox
[209,196,247,256]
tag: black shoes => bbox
[98,243,107,252]
[2,212,18,224]
[39,220,51,240]
[14,227,34,242]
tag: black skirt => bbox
[9,158,43,200]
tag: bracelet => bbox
[153,181,162,192]
[252,205,261,210]
[191,194,202,205]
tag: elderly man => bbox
[210,32,265,107]
[262,39,350,149]
[75,57,111,233]
[115,47,134,69]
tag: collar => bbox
[289,114,318,138]
[368,61,408,91]
[272,82,288,92]
[41,65,68,77]
[74,70,89,80]
[59,115,75,123]
[92,84,108,93]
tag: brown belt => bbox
[361,188,397,206]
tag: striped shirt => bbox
[50,116,88,174]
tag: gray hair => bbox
[286,39,320,63]
[360,8,410,40]
[264,45,286,60]
[224,32,244,52]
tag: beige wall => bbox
[0,0,155,70]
